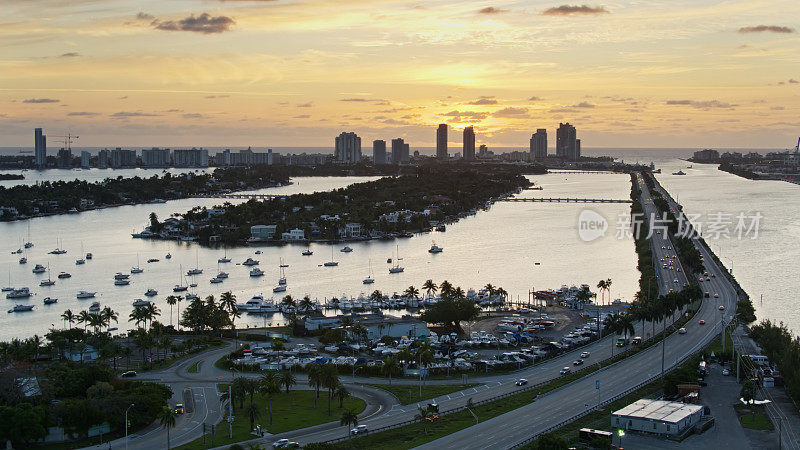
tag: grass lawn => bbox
[187,361,200,373]
[175,389,365,450]
[364,383,480,405]
[735,405,774,431]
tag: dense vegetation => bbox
[719,162,760,180]
[749,320,800,403]
[180,164,534,243]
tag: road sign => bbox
[596,380,600,390]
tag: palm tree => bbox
[88,313,103,334]
[220,291,238,336]
[61,309,75,329]
[145,303,161,329]
[277,370,296,394]
[596,280,607,305]
[422,279,437,298]
[259,371,281,426]
[101,306,118,332]
[281,295,296,309]
[495,287,508,302]
[175,295,183,331]
[320,364,340,416]
[77,310,92,331]
[605,278,613,304]
[166,295,178,327]
[483,283,496,298]
[618,314,635,341]
[439,280,454,299]
[335,383,350,408]
[245,400,260,432]
[453,286,465,299]
[404,285,419,300]
[382,356,400,385]
[414,405,432,435]
[129,306,146,329]
[369,290,383,309]
[298,295,314,315]
[231,376,249,410]
[157,406,176,449]
[340,409,359,439]
[307,364,322,409]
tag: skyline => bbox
[2,0,799,148]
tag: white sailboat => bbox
[24,223,33,249]
[187,250,202,275]
[363,259,374,284]
[40,264,55,286]
[389,245,404,273]
[2,268,13,292]
[131,254,143,274]
[173,265,188,292]
[218,246,231,263]
[323,246,338,267]
[76,243,85,265]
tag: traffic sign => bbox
[596,380,600,390]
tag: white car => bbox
[560,367,571,375]
[351,425,368,435]
[273,439,290,448]
[719,305,726,311]
[580,351,590,358]
[722,368,731,376]
[678,327,687,334]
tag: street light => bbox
[618,429,625,448]
[125,403,135,450]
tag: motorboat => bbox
[272,285,287,293]
[189,283,197,288]
[6,287,31,299]
[0,287,12,292]
[76,258,85,265]
[32,264,46,274]
[210,277,223,284]
[363,277,374,284]
[86,253,93,260]
[132,299,151,307]
[340,246,353,253]
[89,302,101,312]
[428,243,443,253]
[12,249,22,254]
[672,170,686,175]
[77,291,96,299]
[114,273,130,280]
[389,266,404,273]
[436,224,446,232]
[40,279,55,286]
[19,257,27,264]
[165,253,171,259]
[278,277,287,285]
[255,250,262,255]
[49,248,67,255]
[43,297,58,305]
[144,288,158,297]
[185,293,199,300]
[216,272,229,279]
[250,268,264,277]
[173,285,188,292]
[186,268,202,275]
[302,249,313,256]
[114,279,130,286]
[242,258,259,266]
[57,272,71,279]
[147,258,160,263]
[8,304,34,313]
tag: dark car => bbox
[515,379,528,386]
[573,359,584,366]
[121,370,137,378]
[427,403,439,412]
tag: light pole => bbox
[125,403,135,450]
[618,429,625,448]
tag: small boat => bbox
[363,259,375,284]
[272,285,287,293]
[32,264,46,274]
[279,258,289,268]
[76,258,85,265]
[218,246,231,263]
[340,246,353,253]
[77,291,96,299]
[185,293,199,300]
[389,245,404,274]
[242,258,259,266]
[89,302,101,312]
[324,247,338,267]
[147,258,160,263]
[12,249,22,254]
[216,272,229,279]
[210,277,223,284]
[144,288,158,297]
[114,273,130,280]
[19,257,27,264]
[436,224,446,232]
[186,268,202,275]
[0,287,12,292]
[132,299,150,307]
[43,297,58,305]
[302,246,313,256]
[24,242,33,249]
[40,279,55,287]
[58,272,71,279]
[255,250,262,255]
[165,253,171,259]
[386,258,392,264]
[173,285,188,292]
[672,170,686,175]
[428,243,443,253]
[114,279,130,286]
[49,249,67,255]
[86,252,93,260]
[389,267,405,274]
[250,268,264,277]
[6,287,32,299]
[189,283,198,288]
[8,304,34,313]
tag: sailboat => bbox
[49,238,66,255]
[363,259,375,284]
[130,254,143,274]
[323,246,338,267]
[389,245,404,273]
[24,223,33,249]
[302,244,313,256]
[273,262,287,292]
[40,263,55,286]
[173,265,188,292]
[277,264,287,285]
[187,250,202,275]
[218,246,231,263]
[279,258,289,268]
[2,269,13,292]
[76,243,85,265]
[212,262,228,283]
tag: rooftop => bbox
[612,399,703,423]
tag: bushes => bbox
[749,320,800,403]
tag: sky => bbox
[1,0,799,150]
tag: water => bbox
[0,173,639,340]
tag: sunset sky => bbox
[2,0,799,149]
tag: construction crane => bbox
[50,133,79,150]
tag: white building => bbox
[142,148,171,167]
[174,148,209,167]
[281,228,306,241]
[249,225,277,242]
[612,399,704,436]
[80,151,90,169]
[340,222,362,238]
[335,132,361,164]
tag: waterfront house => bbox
[281,228,306,241]
[250,224,277,242]
[339,222,362,238]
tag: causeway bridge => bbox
[192,193,284,200]
[546,170,621,174]
[495,197,632,204]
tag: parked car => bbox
[351,425,368,435]
[515,379,528,386]
[121,371,137,378]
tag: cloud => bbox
[182,113,204,119]
[293,114,311,119]
[548,108,578,113]
[296,102,313,107]
[771,106,785,110]
[572,101,596,108]
[789,79,799,84]
[542,4,609,15]
[110,111,161,118]
[382,118,413,125]
[738,25,794,34]
[136,12,155,21]
[67,111,98,116]
[468,98,498,105]
[478,7,508,14]
[493,107,529,118]
[154,13,236,34]
[528,96,543,101]
[60,52,80,58]
[23,98,59,103]
[119,96,128,100]
[339,98,386,102]
[441,110,489,121]
[204,94,230,99]
[666,100,737,108]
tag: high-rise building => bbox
[57,148,72,169]
[391,138,406,164]
[334,132,361,164]
[142,148,171,167]
[530,129,547,161]
[462,126,475,161]
[556,123,580,161]
[478,144,488,156]
[436,124,448,159]
[110,148,137,168]
[34,128,47,168]
[373,140,387,164]
[80,151,90,169]
[403,143,410,164]
[174,148,209,167]
[98,149,109,169]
